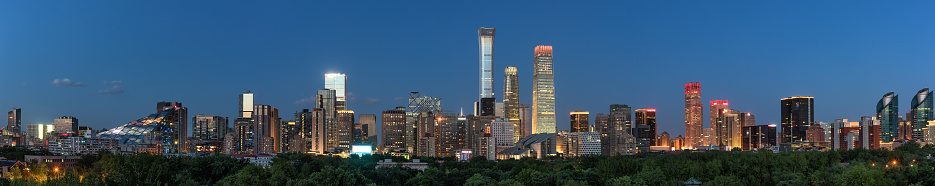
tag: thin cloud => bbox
[360,97,383,106]
[104,80,123,85]
[295,96,316,106]
[98,85,125,95]
[52,78,86,87]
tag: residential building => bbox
[253,105,278,153]
[336,110,355,149]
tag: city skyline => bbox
[3,1,935,139]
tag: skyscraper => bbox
[296,108,326,154]
[634,108,656,152]
[781,96,814,143]
[156,101,188,153]
[325,73,347,111]
[53,116,78,135]
[253,105,278,153]
[504,66,521,142]
[909,88,932,140]
[715,108,741,147]
[877,92,899,143]
[601,104,636,155]
[570,111,590,133]
[709,100,728,134]
[240,91,254,118]
[382,107,407,152]
[478,27,496,99]
[336,110,354,149]
[684,82,702,149]
[317,89,337,118]
[436,113,466,157]
[192,115,228,141]
[532,45,555,134]
[7,108,21,133]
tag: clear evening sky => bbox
[2,1,934,138]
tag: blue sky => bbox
[2,1,935,138]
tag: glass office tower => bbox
[325,73,347,111]
[909,88,933,139]
[532,45,555,134]
[504,66,521,141]
[877,92,899,142]
[478,27,496,99]
[781,96,814,143]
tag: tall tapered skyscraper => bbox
[909,88,932,140]
[684,83,702,149]
[532,45,555,134]
[877,92,899,143]
[478,27,496,99]
[781,96,814,143]
[504,66,521,142]
[325,73,347,111]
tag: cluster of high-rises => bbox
[5,28,935,159]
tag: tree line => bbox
[1,142,933,185]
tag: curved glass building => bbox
[97,103,188,153]
[910,88,932,140]
[877,92,899,143]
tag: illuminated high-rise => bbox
[532,45,555,134]
[478,27,496,99]
[709,100,728,133]
[909,88,932,139]
[781,96,814,143]
[325,73,347,111]
[240,91,254,118]
[877,92,899,143]
[192,115,228,141]
[504,66,521,142]
[570,111,590,133]
[684,82,702,149]
[336,110,354,149]
[253,105,278,153]
[382,107,407,152]
[634,108,656,152]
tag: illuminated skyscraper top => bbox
[478,27,496,99]
[532,45,555,134]
[240,91,254,118]
[325,73,347,111]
